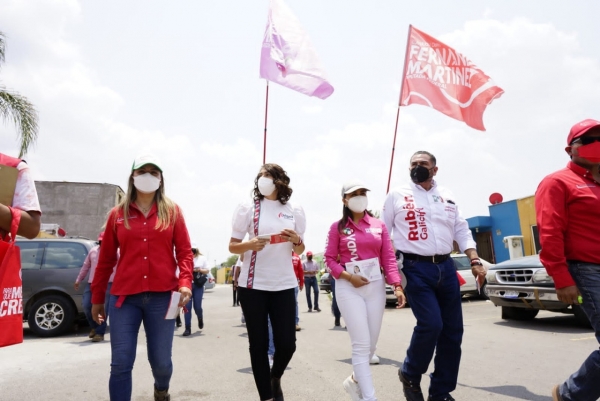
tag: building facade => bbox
[467,195,539,264]
[35,181,124,240]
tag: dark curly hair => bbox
[252,163,293,204]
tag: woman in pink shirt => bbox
[325,181,406,401]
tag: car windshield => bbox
[452,256,471,271]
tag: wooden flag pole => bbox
[262,81,270,165]
[386,25,413,194]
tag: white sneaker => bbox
[370,354,380,365]
[268,354,274,368]
[342,374,363,401]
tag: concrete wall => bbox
[35,181,124,240]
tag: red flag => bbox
[400,26,503,131]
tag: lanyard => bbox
[246,198,261,289]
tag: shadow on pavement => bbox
[459,383,552,401]
[494,315,593,334]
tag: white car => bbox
[452,254,493,298]
[385,254,492,305]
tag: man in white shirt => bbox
[383,151,486,401]
[302,251,321,312]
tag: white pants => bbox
[336,278,386,401]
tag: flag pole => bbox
[262,81,270,165]
[386,25,413,194]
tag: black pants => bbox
[232,286,239,305]
[238,287,297,401]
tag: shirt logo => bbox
[278,212,294,220]
[343,228,354,235]
[365,228,382,234]
[432,195,445,203]
[403,196,428,241]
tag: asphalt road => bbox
[0,284,595,401]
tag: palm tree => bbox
[0,31,38,157]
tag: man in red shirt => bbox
[292,251,304,331]
[536,119,600,401]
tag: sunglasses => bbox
[572,136,600,146]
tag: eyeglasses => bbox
[572,136,600,145]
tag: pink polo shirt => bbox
[324,213,401,286]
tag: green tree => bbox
[1,32,38,157]
[224,254,239,267]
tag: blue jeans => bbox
[83,282,111,335]
[108,292,175,401]
[305,276,319,310]
[268,316,275,356]
[294,286,299,325]
[330,277,341,319]
[184,283,204,327]
[401,258,463,399]
[560,261,600,401]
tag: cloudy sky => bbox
[1,1,599,266]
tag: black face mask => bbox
[307,256,312,261]
[410,165,432,184]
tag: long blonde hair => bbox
[115,170,179,231]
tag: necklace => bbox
[136,203,152,213]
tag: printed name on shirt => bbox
[346,233,360,262]
[403,195,428,241]
[576,184,596,188]
[278,212,294,221]
[365,227,382,234]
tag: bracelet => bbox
[470,258,483,267]
[293,237,303,247]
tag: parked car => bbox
[452,253,493,298]
[17,237,97,337]
[319,272,331,293]
[204,272,216,290]
[485,255,590,326]
[384,254,491,305]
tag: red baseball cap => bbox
[306,251,313,256]
[567,119,600,145]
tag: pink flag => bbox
[401,26,503,131]
[259,0,334,99]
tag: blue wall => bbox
[488,200,522,263]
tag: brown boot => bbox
[154,386,170,401]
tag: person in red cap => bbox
[74,231,118,342]
[535,119,600,401]
[303,251,321,312]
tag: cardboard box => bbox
[0,164,19,206]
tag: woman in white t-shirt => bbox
[229,163,306,401]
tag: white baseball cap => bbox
[132,154,163,172]
[341,180,370,197]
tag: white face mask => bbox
[133,173,161,194]
[346,195,368,213]
[257,176,276,196]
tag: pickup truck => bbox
[485,255,590,326]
